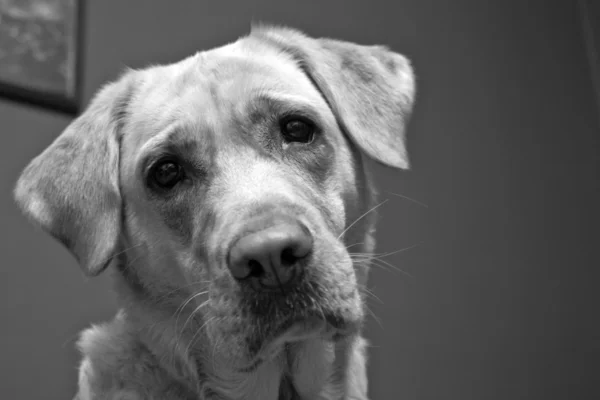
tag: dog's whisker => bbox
[348,241,423,260]
[151,281,211,303]
[375,259,411,277]
[349,241,423,278]
[173,291,209,330]
[210,321,226,367]
[350,253,410,276]
[345,242,365,250]
[116,237,167,273]
[358,285,384,304]
[307,280,333,327]
[119,252,148,272]
[385,191,429,208]
[350,253,376,261]
[111,242,148,261]
[356,256,414,279]
[365,306,384,331]
[102,236,166,268]
[180,298,211,336]
[185,315,216,356]
[367,256,414,277]
[338,199,389,240]
[377,242,425,258]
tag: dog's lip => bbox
[266,312,353,343]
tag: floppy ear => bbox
[14,73,134,276]
[251,26,416,169]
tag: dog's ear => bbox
[14,72,134,276]
[251,26,416,169]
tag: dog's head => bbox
[14,26,415,374]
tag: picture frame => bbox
[0,0,84,115]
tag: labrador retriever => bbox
[14,25,416,400]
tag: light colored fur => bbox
[14,26,415,400]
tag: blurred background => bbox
[1,1,599,399]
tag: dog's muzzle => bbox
[213,206,363,362]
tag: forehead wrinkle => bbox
[247,92,326,121]
[136,122,214,164]
[135,124,182,163]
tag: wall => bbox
[1,1,599,399]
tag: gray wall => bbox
[1,1,599,399]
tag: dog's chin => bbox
[235,312,361,372]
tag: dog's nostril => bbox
[247,259,265,277]
[280,247,299,266]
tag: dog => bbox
[13,25,415,400]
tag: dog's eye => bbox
[150,160,184,189]
[280,118,315,144]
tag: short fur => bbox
[14,26,416,400]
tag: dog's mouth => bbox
[232,284,362,371]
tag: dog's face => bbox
[14,26,415,375]
[119,41,365,365]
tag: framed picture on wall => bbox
[0,0,83,114]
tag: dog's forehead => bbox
[122,39,326,151]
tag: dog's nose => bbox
[228,222,312,289]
